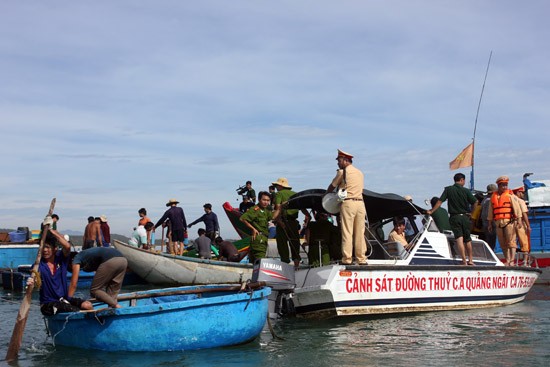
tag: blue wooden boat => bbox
[45,283,270,351]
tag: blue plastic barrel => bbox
[9,231,27,243]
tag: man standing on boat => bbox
[481,184,498,250]
[326,149,368,265]
[487,176,523,266]
[429,196,451,232]
[237,180,256,203]
[272,177,306,268]
[188,203,220,242]
[512,186,531,265]
[154,198,188,256]
[240,191,272,264]
[428,173,477,265]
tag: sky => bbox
[1,1,549,239]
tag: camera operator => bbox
[236,180,256,203]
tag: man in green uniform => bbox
[272,177,308,268]
[429,196,451,232]
[428,173,477,265]
[240,191,273,264]
[305,211,335,266]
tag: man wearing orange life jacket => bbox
[487,176,523,266]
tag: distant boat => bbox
[0,243,38,271]
[112,240,254,285]
[1,233,40,288]
[46,283,270,351]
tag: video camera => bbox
[236,185,247,195]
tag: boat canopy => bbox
[285,188,427,223]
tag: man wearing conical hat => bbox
[272,177,307,268]
[154,199,188,256]
[487,176,523,266]
[326,149,368,265]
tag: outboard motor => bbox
[251,258,296,290]
[252,259,297,317]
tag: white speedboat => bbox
[253,189,541,319]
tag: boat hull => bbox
[46,285,271,351]
[113,240,254,285]
[285,265,541,318]
[0,243,39,270]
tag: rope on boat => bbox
[50,312,79,347]
[266,314,285,341]
[238,279,285,341]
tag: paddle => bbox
[161,226,165,253]
[89,281,267,303]
[5,198,56,362]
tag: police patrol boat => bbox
[251,189,541,319]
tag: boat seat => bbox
[382,241,407,259]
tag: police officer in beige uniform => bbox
[512,186,531,265]
[326,149,367,265]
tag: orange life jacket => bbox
[491,190,514,220]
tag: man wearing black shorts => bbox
[27,222,93,315]
[428,173,477,265]
[155,198,188,256]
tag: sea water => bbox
[1,286,549,367]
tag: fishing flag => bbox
[449,142,474,170]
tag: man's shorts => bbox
[40,297,87,316]
[171,229,184,242]
[450,214,472,243]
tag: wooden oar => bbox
[89,281,267,303]
[5,198,56,362]
[161,226,165,253]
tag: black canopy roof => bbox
[286,188,427,223]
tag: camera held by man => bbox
[236,180,256,203]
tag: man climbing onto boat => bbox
[487,176,523,266]
[27,221,93,315]
[326,149,368,265]
[69,247,128,309]
[428,173,477,265]
[240,191,272,264]
[154,198,188,256]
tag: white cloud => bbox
[1,1,549,237]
